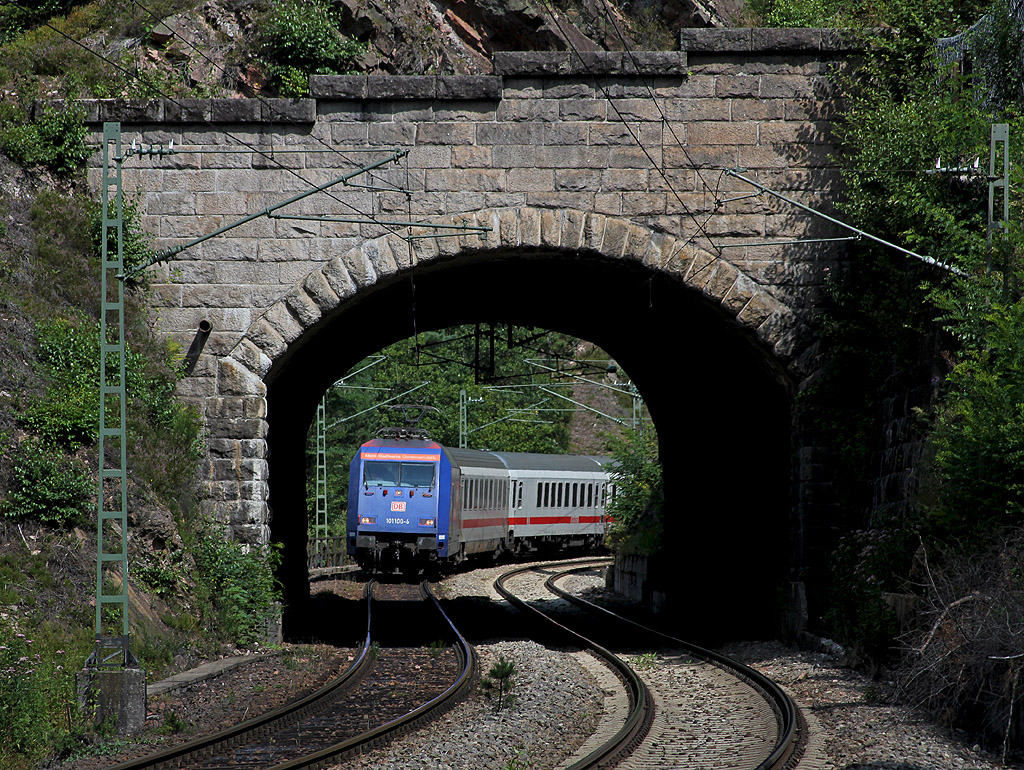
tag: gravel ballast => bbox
[55,561,1020,769]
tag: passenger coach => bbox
[347,430,613,573]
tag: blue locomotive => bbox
[347,429,613,573]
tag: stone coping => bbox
[66,29,862,124]
[679,27,865,52]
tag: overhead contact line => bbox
[21,7,412,248]
[533,0,722,255]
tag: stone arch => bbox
[199,207,810,545]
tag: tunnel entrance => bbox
[262,244,793,642]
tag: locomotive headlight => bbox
[419,518,435,527]
[359,516,376,525]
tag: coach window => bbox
[572,483,578,507]
[518,481,523,509]
[587,484,593,507]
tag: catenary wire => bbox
[124,0,394,193]
[532,0,721,254]
[22,8,411,248]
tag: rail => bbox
[547,563,802,770]
[105,580,476,770]
[494,560,654,769]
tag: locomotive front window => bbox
[399,462,435,488]
[364,461,435,487]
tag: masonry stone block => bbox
[412,229,442,260]
[581,213,607,253]
[496,99,559,122]
[608,146,657,169]
[368,76,437,100]
[482,192,527,209]
[96,98,164,123]
[518,208,541,247]
[436,75,502,100]
[364,237,398,278]
[737,290,781,329]
[560,210,587,250]
[508,168,554,193]
[207,438,268,460]
[706,259,741,302]
[339,246,378,289]
[175,375,217,399]
[494,51,571,76]
[752,28,822,51]
[536,146,609,169]
[284,285,322,328]
[217,356,268,399]
[600,219,629,258]
[760,75,818,99]
[230,522,270,545]
[260,303,303,346]
[453,146,491,168]
[379,235,410,272]
[626,51,689,75]
[418,123,476,145]
[477,122,546,146]
[310,76,367,99]
[539,209,561,248]
[559,100,606,121]
[679,28,753,52]
[259,98,316,123]
[496,209,520,246]
[543,80,595,99]
[544,122,593,148]
[210,99,261,122]
[622,224,651,262]
[554,169,601,193]
[491,145,537,168]
[228,500,267,525]
[229,337,272,379]
[454,212,489,253]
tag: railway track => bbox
[495,560,804,770]
[106,581,475,770]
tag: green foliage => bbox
[927,230,1024,543]
[747,0,988,30]
[1,438,92,524]
[794,0,1024,677]
[0,102,92,174]
[193,536,281,647]
[260,0,366,95]
[19,316,100,448]
[480,655,516,711]
[0,616,77,770]
[0,0,82,43]
[604,427,662,556]
[822,527,913,659]
[630,651,658,671]
[89,196,156,285]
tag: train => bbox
[346,428,614,574]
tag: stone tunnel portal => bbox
[266,245,792,642]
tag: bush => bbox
[260,0,365,95]
[604,428,662,556]
[0,102,92,174]
[193,536,281,646]
[0,438,92,525]
[0,616,77,770]
[898,535,1024,760]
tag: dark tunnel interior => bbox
[264,247,793,642]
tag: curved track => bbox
[496,560,803,770]
[106,581,476,770]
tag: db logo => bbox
[391,501,407,512]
